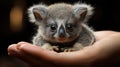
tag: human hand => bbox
[8,31,120,67]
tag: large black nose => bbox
[58,26,65,37]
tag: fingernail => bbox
[8,48,18,56]
[8,44,16,52]
[8,50,17,56]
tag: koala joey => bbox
[28,3,95,52]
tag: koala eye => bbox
[50,24,57,31]
[66,24,73,31]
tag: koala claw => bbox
[52,46,59,52]
[64,48,75,52]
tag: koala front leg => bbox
[64,43,84,52]
[73,43,84,50]
[41,43,59,51]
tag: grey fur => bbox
[28,3,95,52]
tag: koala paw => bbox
[41,43,59,52]
[52,46,59,52]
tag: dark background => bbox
[0,0,120,67]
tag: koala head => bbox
[28,3,93,43]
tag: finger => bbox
[8,42,28,55]
[8,43,54,67]
[17,42,63,66]
[8,44,21,56]
[8,44,38,66]
[17,42,58,60]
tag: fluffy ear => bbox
[73,3,94,22]
[28,4,47,23]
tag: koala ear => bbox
[73,3,93,22]
[33,7,47,21]
[28,4,47,23]
[73,7,87,21]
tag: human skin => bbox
[8,31,120,67]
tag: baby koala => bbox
[28,3,95,52]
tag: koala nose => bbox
[58,26,65,38]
